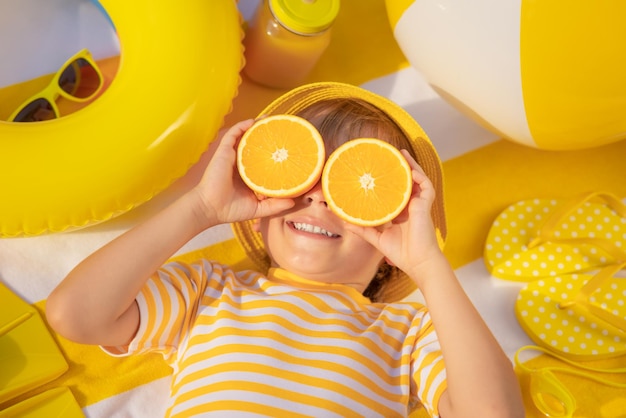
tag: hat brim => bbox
[232,82,446,303]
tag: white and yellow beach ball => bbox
[386,0,626,150]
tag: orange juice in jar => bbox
[243,0,340,89]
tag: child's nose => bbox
[302,180,328,207]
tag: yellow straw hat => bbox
[232,82,446,303]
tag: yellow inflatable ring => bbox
[0,0,242,237]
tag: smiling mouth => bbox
[289,221,340,238]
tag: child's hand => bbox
[191,119,295,227]
[344,151,442,284]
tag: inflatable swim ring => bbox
[0,0,242,237]
[386,0,626,150]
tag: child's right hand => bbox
[190,119,295,228]
[47,119,296,348]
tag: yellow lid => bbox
[270,0,340,34]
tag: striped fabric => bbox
[104,261,447,417]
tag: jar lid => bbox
[270,0,340,34]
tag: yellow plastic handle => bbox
[530,369,576,418]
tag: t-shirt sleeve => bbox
[101,260,214,361]
[409,309,447,417]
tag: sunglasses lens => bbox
[12,98,57,122]
[58,58,101,99]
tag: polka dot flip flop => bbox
[515,262,626,361]
[484,192,626,281]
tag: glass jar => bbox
[243,0,340,89]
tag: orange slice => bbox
[236,115,325,197]
[322,138,412,226]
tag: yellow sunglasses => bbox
[10,48,104,122]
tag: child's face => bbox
[256,180,384,291]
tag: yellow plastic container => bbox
[0,387,83,418]
[0,282,68,404]
[243,0,340,88]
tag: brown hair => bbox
[296,98,418,160]
[296,98,417,302]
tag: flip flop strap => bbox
[539,192,626,235]
[558,262,626,333]
[527,191,626,260]
[529,236,626,262]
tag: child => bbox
[47,82,524,417]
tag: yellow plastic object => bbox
[270,0,340,33]
[0,387,83,418]
[9,49,104,122]
[484,192,626,281]
[515,345,626,418]
[0,282,68,404]
[387,0,626,150]
[0,0,243,237]
[529,369,576,418]
[516,263,626,360]
[520,1,626,150]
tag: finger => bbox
[221,119,255,148]
[214,119,255,169]
[392,205,410,223]
[343,222,383,248]
[402,151,435,202]
[254,198,295,219]
[400,149,433,195]
[412,168,435,202]
[400,149,426,175]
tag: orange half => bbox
[237,115,326,197]
[322,138,412,226]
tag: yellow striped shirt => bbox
[104,260,447,417]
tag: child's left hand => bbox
[344,151,443,283]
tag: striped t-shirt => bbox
[104,260,447,417]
